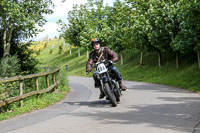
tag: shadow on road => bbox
[68,97,200,133]
[67,81,200,133]
[64,100,113,108]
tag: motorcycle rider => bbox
[86,38,127,99]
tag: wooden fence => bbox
[0,67,60,108]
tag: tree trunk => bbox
[158,50,162,67]
[87,49,89,59]
[70,45,72,55]
[139,51,143,66]
[121,53,123,65]
[176,51,180,69]
[198,50,200,69]
[78,46,80,57]
[3,26,7,58]
[3,22,14,62]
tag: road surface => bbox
[0,76,200,133]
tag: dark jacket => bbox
[86,47,118,72]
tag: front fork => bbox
[98,73,111,96]
[98,72,121,98]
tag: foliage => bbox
[0,0,54,78]
[128,0,153,52]
[0,0,54,38]
[15,42,39,74]
[0,55,21,98]
[0,41,39,78]
[172,0,200,53]
[0,0,54,61]
[0,55,21,77]
[50,49,53,54]
[57,0,200,67]
[0,39,69,119]
[58,45,63,54]
[64,46,200,93]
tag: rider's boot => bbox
[119,81,127,91]
[99,87,105,99]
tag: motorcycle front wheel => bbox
[104,83,117,107]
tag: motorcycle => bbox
[93,60,122,107]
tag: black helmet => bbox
[91,38,100,47]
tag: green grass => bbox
[64,46,200,93]
[0,38,69,121]
[0,92,67,120]
[117,49,200,92]
[118,64,200,91]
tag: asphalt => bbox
[0,76,200,133]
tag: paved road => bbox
[0,76,200,133]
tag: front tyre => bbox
[104,83,117,107]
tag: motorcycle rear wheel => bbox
[104,83,117,107]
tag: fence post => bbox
[52,73,56,91]
[53,73,56,84]
[35,77,39,98]
[19,79,23,107]
[46,75,49,88]
[55,69,60,91]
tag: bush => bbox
[44,42,48,48]
[58,45,63,54]
[50,49,53,54]
[0,55,21,77]
[16,43,39,75]
[0,56,21,102]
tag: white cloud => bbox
[33,0,116,41]
[46,0,88,22]
[34,22,59,41]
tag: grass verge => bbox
[0,38,69,121]
[0,90,68,121]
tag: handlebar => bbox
[86,60,115,75]
[95,60,115,66]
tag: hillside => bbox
[36,38,200,92]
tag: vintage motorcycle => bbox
[93,60,122,107]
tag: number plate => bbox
[97,63,107,74]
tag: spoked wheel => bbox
[104,83,117,107]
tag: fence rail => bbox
[0,67,60,108]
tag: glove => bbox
[86,69,91,76]
[109,60,113,64]
[86,68,92,73]
[104,60,110,64]
[105,60,113,64]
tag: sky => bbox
[33,0,116,41]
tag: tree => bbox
[172,0,200,69]
[109,1,131,65]
[64,0,112,57]
[0,0,54,62]
[126,0,154,65]
[146,0,176,66]
[67,4,86,56]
